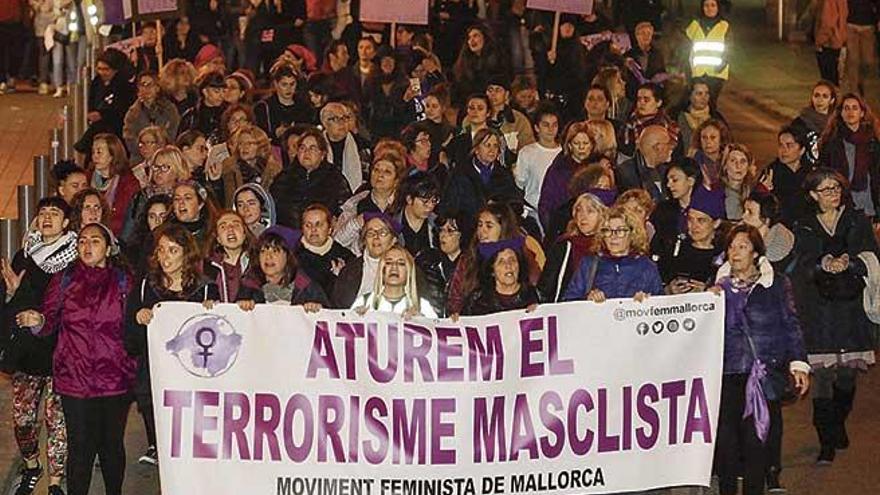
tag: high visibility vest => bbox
[685,19,730,80]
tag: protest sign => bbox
[118,0,181,21]
[525,0,593,15]
[360,0,430,25]
[149,294,724,494]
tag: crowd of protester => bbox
[0,0,879,494]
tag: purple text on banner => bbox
[359,0,430,25]
[526,0,593,15]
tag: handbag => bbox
[740,322,798,405]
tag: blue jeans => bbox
[52,37,86,87]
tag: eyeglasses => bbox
[239,140,259,148]
[814,185,842,196]
[600,227,632,238]
[138,80,156,89]
[150,164,172,174]
[439,227,460,236]
[417,196,439,206]
[326,115,352,124]
[365,229,391,239]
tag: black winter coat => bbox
[439,159,524,221]
[269,162,353,228]
[791,206,879,356]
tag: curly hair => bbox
[599,206,649,256]
[148,223,204,292]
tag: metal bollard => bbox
[17,185,36,240]
[50,128,63,165]
[81,68,89,135]
[34,155,51,201]
[71,83,83,144]
[0,218,20,260]
[61,104,71,159]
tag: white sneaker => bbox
[52,87,64,98]
[0,82,7,94]
[38,83,50,95]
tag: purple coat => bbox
[37,262,136,399]
[538,154,581,229]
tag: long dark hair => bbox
[457,203,522,300]
[69,188,109,232]
[148,223,204,292]
[820,92,880,147]
[247,232,299,286]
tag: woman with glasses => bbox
[416,214,472,317]
[203,104,256,184]
[217,124,281,208]
[332,213,401,308]
[395,173,441,260]
[121,146,191,244]
[128,125,171,188]
[791,168,879,464]
[563,206,663,302]
[334,151,408,255]
[352,245,438,318]
[123,72,181,165]
[269,127,354,228]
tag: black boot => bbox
[766,466,786,493]
[813,399,836,465]
[832,386,856,450]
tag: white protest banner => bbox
[525,0,593,15]
[360,0,430,25]
[149,293,724,494]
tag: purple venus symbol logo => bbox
[166,314,242,378]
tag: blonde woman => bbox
[352,245,438,318]
[158,58,198,116]
[121,145,191,243]
[563,206,663,302]
[129,125,170,187]
[219,124,282,207]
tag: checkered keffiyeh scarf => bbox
[22,230,79,274]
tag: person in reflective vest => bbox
[685,0,730,105]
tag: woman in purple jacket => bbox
[16,223,136,495]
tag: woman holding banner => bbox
[712,224,810,495]
[562,206,663,302]
[125,223,220,467]
[353,245,438,318]
[463,237,539,315]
